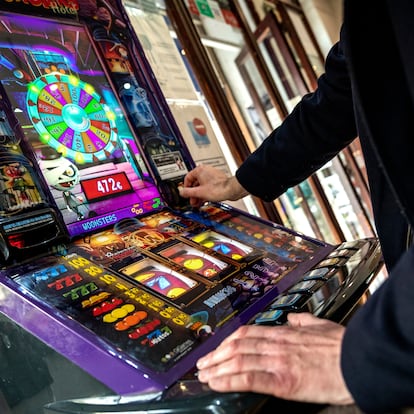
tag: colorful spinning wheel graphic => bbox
[27,73,118,163]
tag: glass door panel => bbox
[235,10,342,243]
[163,0,374,241]
[234,1,375,242]
[273,2,375,239]
[281,4,325,81]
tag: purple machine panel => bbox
[0,6,338,399]
[0,203,332,394]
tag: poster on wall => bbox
[125,9,198,101]
[169,104,230,174]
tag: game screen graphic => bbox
[10,253,201,373]
[0,142,44,215]
[0,109,53,216]
[119,256,199,299]
[69,209,199,266]
[0,12,163,238]
[190,230,254,262]
[157,242,229,280]
[0,110,69,259]
[184,203,328,263]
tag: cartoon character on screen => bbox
[0,110,19,146]
[230,273,272,309]
[94,0,127,35]
[0,162,35,208]
[90,3,131,76]
[39,154,89,221]
[119,81,173,155]
[187,311,213,339]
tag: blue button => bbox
[255,309,283,324]
[270,293,302,309]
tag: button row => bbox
[253,242,362,325]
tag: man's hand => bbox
[178,165,249,208]
[196,313,354,406]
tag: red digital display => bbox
[81,172,132,201]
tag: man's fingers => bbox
[178,180,205,207]
[197,321,344,371]
[182,168,199,188]
[217,320,335,347]
[287,312,326,327]
[178,185,198,199]
[198,353,299,400]
[206,371,285,397]
[197,336,293,370]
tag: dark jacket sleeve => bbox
[236,39,357,202]
[341,246,414,413]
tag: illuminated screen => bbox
[0,12,163,237]
[159,242,229,279]
[120,258,198,299]
[190,230,253,261]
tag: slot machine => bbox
[0,0,383,413]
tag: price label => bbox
[81,172,132,201]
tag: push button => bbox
[317,257,346,268]
[303,267,330,280]
[270,293,305,310]
[254,309,285,325]
[337,240,361,250]
[288,279,323,294]
[327,248,353,258]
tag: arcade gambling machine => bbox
[0,1,383,413]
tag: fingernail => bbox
[196,358,206,369]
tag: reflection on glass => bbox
[316,161,373,240]
[243,56,283,138]
[286,9,325,78]
[0,313,111,413]
[279,181,333,243]
[259,37,303,112]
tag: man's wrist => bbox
[227,176,249,200]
